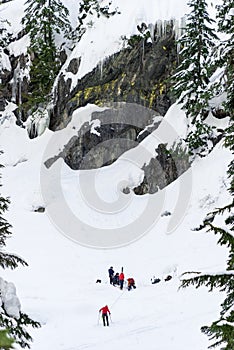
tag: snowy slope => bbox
[0,0,231,349]
[0,101,232,350]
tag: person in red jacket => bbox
[119,272,124,290]
[127,278,136,291]
[99,305,111,326]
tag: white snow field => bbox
[0,101,232,350]
[0,0,231,349]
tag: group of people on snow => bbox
[98,266,137,326]
[108,266,136,291]
[99,266,173,326]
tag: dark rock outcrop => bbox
[66,58,80,74]
[133,143,191,195]
[45,103,161,170]
[33,206,45,213]
[50,21,177,131]
[50,57,81,129]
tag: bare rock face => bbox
[134,143,191,195]
[45,103,190,195]
[45,103,161,170]
[66,58,80,74]
[51,74,73,129]
[50,57,81,130]
[49,21,177,131]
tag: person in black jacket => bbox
[112,272,119,286]
[108,266,114,284]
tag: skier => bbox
[112,272,119,286]
[108,266,114,284]
[119,271,124,290]
[99,305,111,326]
[127,278,136,291]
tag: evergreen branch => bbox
[201,322,234,350]
[0,252,28,269]
[205,224,234,247]
[0,312,40,349]
[180,273,233,293]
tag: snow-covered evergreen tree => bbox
[181,120,234,349]
[185,120,215,159]
[0,19,12,51]
[0,156,40,348]
[22,0,71,47]
[72,0,120,42]
[0,10,13,67]
[175,4,234,346]
[171,0,218,124]
[214,0,234,117]
[21,0,72,110]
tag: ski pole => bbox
[97,312,100,325]
[109,314,113,323]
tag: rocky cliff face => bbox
[133,143,191,195]
[45,103,161,170]
[1,19,189,194]
[44,101,190,194]
[44,21,181,183]
[50,21,177,131]
[1,21,176,129]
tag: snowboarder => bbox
[119,271,124,290]
[108,266,114,284]
[127,278,136,290]
[99,305,111,326]
[112,272,119,286]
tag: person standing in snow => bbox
[108,266,114,284]
[99,305,111,326]
[119,271,124,290]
